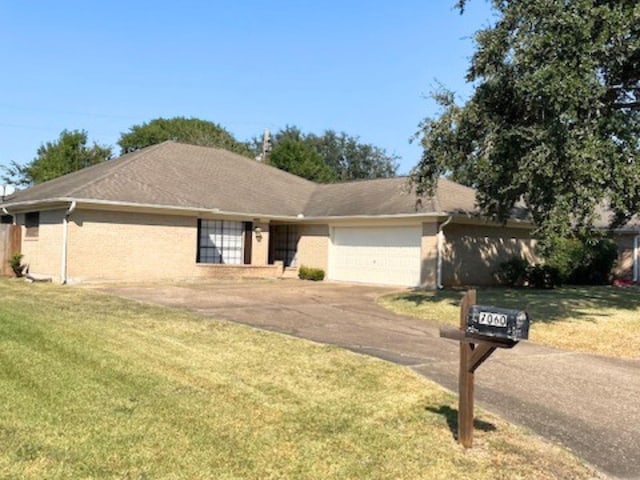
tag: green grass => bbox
[0,280,595,479]
[379,286,640,358]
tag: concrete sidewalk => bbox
[96,280,640,479]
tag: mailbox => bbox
[466,305,529,342]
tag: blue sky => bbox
[0,1,494,177]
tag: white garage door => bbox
[329,226,422,286]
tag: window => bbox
[197,220,245,264]
[25,212,39,238]
[0,215,12,224]
[273,225,298,267]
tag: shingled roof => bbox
[2,141,481,219]
[303,176,478,217]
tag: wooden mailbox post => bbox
[440,289,529,448]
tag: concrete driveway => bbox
[96,279,640,480]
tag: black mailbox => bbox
[466,305,529,342]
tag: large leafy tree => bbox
[2,130,112,186]
[411,0,640,247]
[307,129,398,181]
[268,129,336,183]
[262,126,398,182]
[118,117,251,157]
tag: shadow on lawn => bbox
[399,285,640,325]
[426,405,496,440]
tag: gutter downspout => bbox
[634,235,640,283]
[60,201,77,284]
[436,216,453,289]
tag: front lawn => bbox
[0,280,595,479]
[379,286,640,358]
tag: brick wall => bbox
[11,207,546,287]
[250,221,270,266]
[296,224,329,271]
[421,222,438,288]
[19,210,65,282]
[443,223,538,286]
[66,209,279,283]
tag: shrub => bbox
[495,256,561,289]
[527,264,561,289]
[8,252,25,277]
[543,238,582,281]
[496,256,530,287]
[298,265,325,281]
[546,238,618,285]
[571,239,618,285]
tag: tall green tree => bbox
[411,0,640,247]
[261,126,398,182]
[269,135,336,183]
[2,130,112,186]
[307,130,398,181]
[118,117,251,157]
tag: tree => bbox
[118,117,251,157]
[411,1,640,248]
[2,130,112,186]
[269,136,336,183]
[308,130,398,181]
[261,126,398,182]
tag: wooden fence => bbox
[0,224,21,277]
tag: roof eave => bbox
[0,198,311,221]
[0,198,535,227]
[1,198,77,213]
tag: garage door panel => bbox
[330,226,421,286]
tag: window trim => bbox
[25,212,40,238]
[197,219,249,265]
[272,224,298,267]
